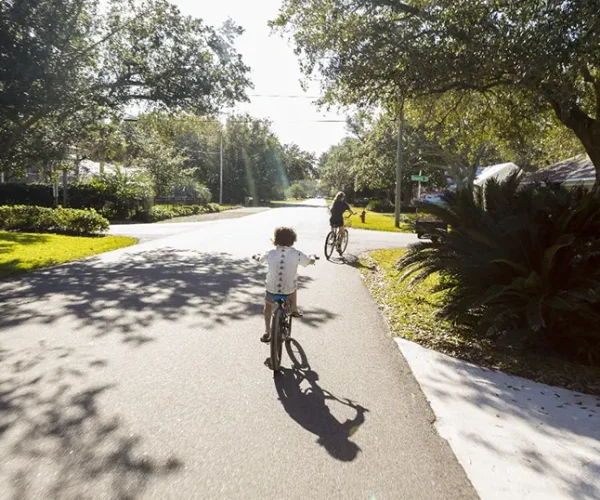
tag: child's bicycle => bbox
[324,213,353,260]
[267,257,319,372]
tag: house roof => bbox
[525,154,596,185]
[78,160,118,176]
[473,162,520,187]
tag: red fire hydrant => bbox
[360,210,366,223]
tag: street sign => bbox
[411,175,428,182]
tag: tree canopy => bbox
[0,0,251,175]
[273,0,600,181]
[116,112,316,203]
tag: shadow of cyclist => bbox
[274,340,368,462]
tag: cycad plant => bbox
[399,173,600,365]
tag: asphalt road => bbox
[0,204,477,500]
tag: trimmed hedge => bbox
[366,199,395,213]
[0,205,109,235]
[0,183,54,206]
[206,203,221,213]
[145,203,222,222]
[0,182,149,220]
[0,182,219,221]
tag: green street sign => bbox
[411,175,428,182]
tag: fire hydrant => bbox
[360,210,366,223]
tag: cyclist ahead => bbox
[329,192,356,247]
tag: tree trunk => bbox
[551,102,600,188]
[573,122,600,189]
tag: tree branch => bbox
[370,0,422,17]
[416,77,513,98]
[582,65,600,119]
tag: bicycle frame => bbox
[270,294,292,372]
[273,295,291,320]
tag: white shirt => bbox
[258,246,312,295]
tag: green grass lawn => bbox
[361,248,600,395]
[348,210,415,233]
[0,231,136,279]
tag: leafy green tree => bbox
[273,0,600,183]
[128,112,222,192]
[126,129,188,197]
[318,138,360,197]
[222,116,294,203]
[319,113,454,201]
[280,144,316,182]
[286,183,307,199]
[0,0,251,175]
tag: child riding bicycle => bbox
[253,226,316,343]
[329,192,356,248]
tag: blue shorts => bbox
[265,291,291,303]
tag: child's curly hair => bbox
[273,226,297,247]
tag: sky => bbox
[173,0,349,157]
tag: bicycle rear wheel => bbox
[324,231,336,260]
[339,230,349,255]
[270,308,284,371]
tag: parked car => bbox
[415,197,448,243]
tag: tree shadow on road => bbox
[0,345,181,500]
[0,248,339,497]
[274,339,368,462]
[0,248,328,344]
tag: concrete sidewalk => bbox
[396,338,600,500]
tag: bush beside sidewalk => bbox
[359,249,600,396]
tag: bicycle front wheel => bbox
[324,231,336,260]
[339,230,349,255]
[270,308,284,371]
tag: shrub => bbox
[353,198,370,208]
[206,203,221,213]
[0,205,109,235]
[366,198,394,213]
[171,205,193,217]
[0,170,154,221]
[399,175,600,365]
[286,183,307,199]
[88,170,154,220]
[52,207,110,234]
[169,180,212,205]
[145,206,176,222]
[0,205,55,232]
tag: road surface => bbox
[0,205,477,500]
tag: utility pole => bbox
[219,131,224,205]
[62,169,68,207]
[394,98,405,228]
